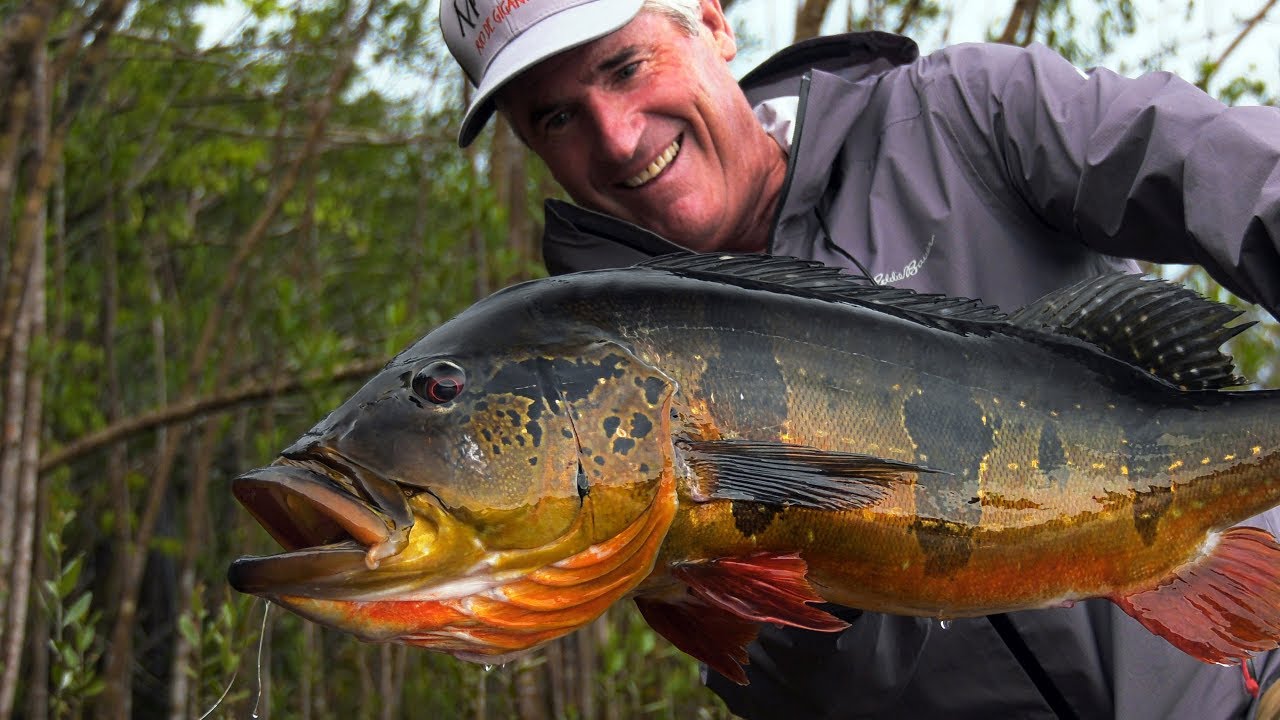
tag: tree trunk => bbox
[489,114,532,279]
[997,0,1040,46]
[515,654,549,720]
[0,33,48,720]
[794,0,834,42]
[166,421,221,720]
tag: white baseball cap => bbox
[439,0,646,147]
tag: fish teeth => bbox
[623,138,680,188]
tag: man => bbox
[439,0,1280,716]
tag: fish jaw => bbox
[230,463,405,570]
[228,460,483,600]
[230,457,680,659]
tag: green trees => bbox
[0,1,1275,717]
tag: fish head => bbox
[228,311,679,663]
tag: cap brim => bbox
[457,0,645,147]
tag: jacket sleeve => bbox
[925,42,1280,316]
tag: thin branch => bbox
[38,356,385,473]
[894,0,923,36]
[998,0,1040,45]
[1198,0,1279,89]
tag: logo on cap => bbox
[448,0,536,55]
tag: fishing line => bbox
[197,598,271,719]
[198,668,238,720]
[253,600,271,718]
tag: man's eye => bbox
[544,110,572,132]
[617,61,640,80]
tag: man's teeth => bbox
[623,139,680,188]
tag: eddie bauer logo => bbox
[874,235,935,285]
[450,0,534,53]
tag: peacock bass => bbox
[228,254,1280,683]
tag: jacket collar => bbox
[740,30,918,103]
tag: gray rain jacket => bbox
[538,31,1280,719]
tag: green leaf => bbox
[58,556,83,597]
[178,614,201,647]
[63,592,93,630]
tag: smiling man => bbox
[438,0,1280,717]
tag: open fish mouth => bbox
[227,462,404,597]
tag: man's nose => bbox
[587,97,642,164]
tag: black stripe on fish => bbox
[731,501,781,537]
[1123,421,1176,546]
[702,311,789,438]
[681,439,944,512]
[902,382,990,512]
[1038,422,1069,491]
[910,517,977,577]
[902,380,990,576]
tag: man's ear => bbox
[699,0,737,61]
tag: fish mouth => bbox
[228,461,407,597]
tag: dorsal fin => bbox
[637,253,1008,330]
[1008,274,1253,390]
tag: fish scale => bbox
[229,255,1280,684]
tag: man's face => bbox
[498,2,786,252]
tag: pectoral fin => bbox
[635,552,849,684]
[682,439,944,510]
[1111,526,1280,664]
[634,595,757,684]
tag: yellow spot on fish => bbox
[1019,400,1027,408]
[1224,454,1237,461]
[901,560,911,570]
[1049,410,1059,417]
[1007,462,1020,471]
[1091,462,1106,470]
[1253,446,1262,455]
[892,384,901,391]
[1031,459,1040,469]
[993,397,1001,405]
[1106,403,1116,410]
[1201,457,1211,465]
[1168,460,1184,472]
[1120,465,1129,475]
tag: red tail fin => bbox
[1111,526,1280,665]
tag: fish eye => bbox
[411,361,466,405]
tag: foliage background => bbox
[0,0,1276,718]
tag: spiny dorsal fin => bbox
[1008,274,1253,390]
[637,253,1007,330]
